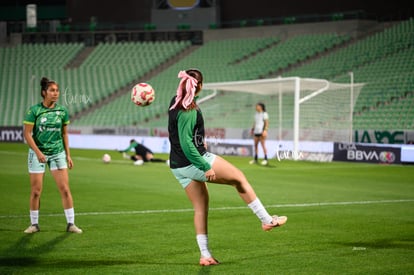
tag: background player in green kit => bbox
[118,139,168,165]
[22,77,82,234]
[168,69,287,266]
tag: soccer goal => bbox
[202,75,364,159]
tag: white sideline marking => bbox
[1,199,413,219]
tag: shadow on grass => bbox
[0,233,70,267]
[0,258,135,268]
[249,163,277,169]
[198,265,213,274]
[0,257,198,268]
[0,235,193,268]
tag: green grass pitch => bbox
[0,142,413,274]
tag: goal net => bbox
[201,76,364,159]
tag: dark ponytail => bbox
[257,102,266,112]
[186,69,203,85]
[40,77,57,98]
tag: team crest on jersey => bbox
[56,111,60,115]
[40,117,47,123]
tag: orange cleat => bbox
[199,257,220,266]
[262,215,287,231]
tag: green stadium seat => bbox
[2,19,413,130]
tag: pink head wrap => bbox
[169,70,198,110]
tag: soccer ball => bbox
[133,159,144,166]
[102,153,111,163]
[131,83,155,106]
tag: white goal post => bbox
[202,75,364,159]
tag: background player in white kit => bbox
[250,102,269,165]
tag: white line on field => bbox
[3,150,412,169]
[1,199,413,219]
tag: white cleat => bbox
[24,224,40,234]
[67,223,83,234]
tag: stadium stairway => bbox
[228,37,280,65]
[64,46,95,69]
[4,20,411,131]
[70,44,200,122]
[278,19,414,130]
[75,33,369,128]
[238,33,351,79]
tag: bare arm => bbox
[262,119,269,138]
[62,124,73,169]
[24,123,46,163]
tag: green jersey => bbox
[23,102,70,155]
[168,96,211,171]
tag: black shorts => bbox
[254,133,263,138]
[134,145,153,162]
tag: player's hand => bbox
[67,156,74,169]
[262,130,268,138]
[36,152,47,163]
[205,169,216,182]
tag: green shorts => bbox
[171,152,217,189]
[28,149,67,174]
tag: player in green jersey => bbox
[118,139,167,165]
[22,77,82,234]
[168,69,287,266]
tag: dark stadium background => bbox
[0,0,413,24]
